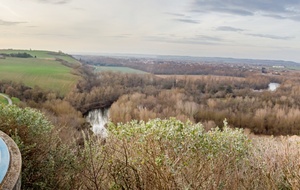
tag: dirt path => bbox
[0,94,12,105]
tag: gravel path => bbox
[0,94,12,105]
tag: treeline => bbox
[76,55,123,66]
[0,52,33,58]
[126,62,250,76]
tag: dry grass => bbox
[249,135,300,189]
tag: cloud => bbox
[216,25,293,40]
[247,33,294,40]
[173,18,199,24]
[0,19,26,26]
[212,7,253,16]
[36,0,72,4]
[191,0,300,20]
[166,12,200,24]
[195,35,222,42]
[263,14,287,20]
[216,26,244,32]
[108,34,132,38]
[165,12,186,17]
[145,34,223,45]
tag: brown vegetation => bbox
[2,62,300,136]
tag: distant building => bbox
[272,66,285,68]
[262,67,267,73]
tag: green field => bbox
[0,49,81,95]
[11,97,20,104]
[0,95,8,104]
[94,66,147,74]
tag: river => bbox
[268,83,280,91]
[86,108,109,138]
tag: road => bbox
[0,94,12,105]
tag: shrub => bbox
[100,118,251,189]
[0,105,78,189]
[0,104,52,142]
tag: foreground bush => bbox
[76,118,251,189]
[78,119,300,190]
[0,104,78,189]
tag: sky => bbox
[0,0,300,62]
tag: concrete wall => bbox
[0,131,22,190]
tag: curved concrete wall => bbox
[0,131,21,190]
[0,137,10,183]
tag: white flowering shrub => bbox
[0,104,52,143]
[106,118,251,189]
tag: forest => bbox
[1,57,300,189]
[2,63,289,135]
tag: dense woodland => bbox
[1,61,300,136]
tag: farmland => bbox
[0,49,81,65]
[0,50,80,95]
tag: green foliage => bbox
[0,104,52,137]
[109,118,250,160]
[104,118,251,189]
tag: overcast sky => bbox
[1,0,300,62]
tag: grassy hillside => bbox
[0,49,81,95]
[0,49,81,64]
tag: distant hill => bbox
[155,55,300,67]
[77,53,300,68]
